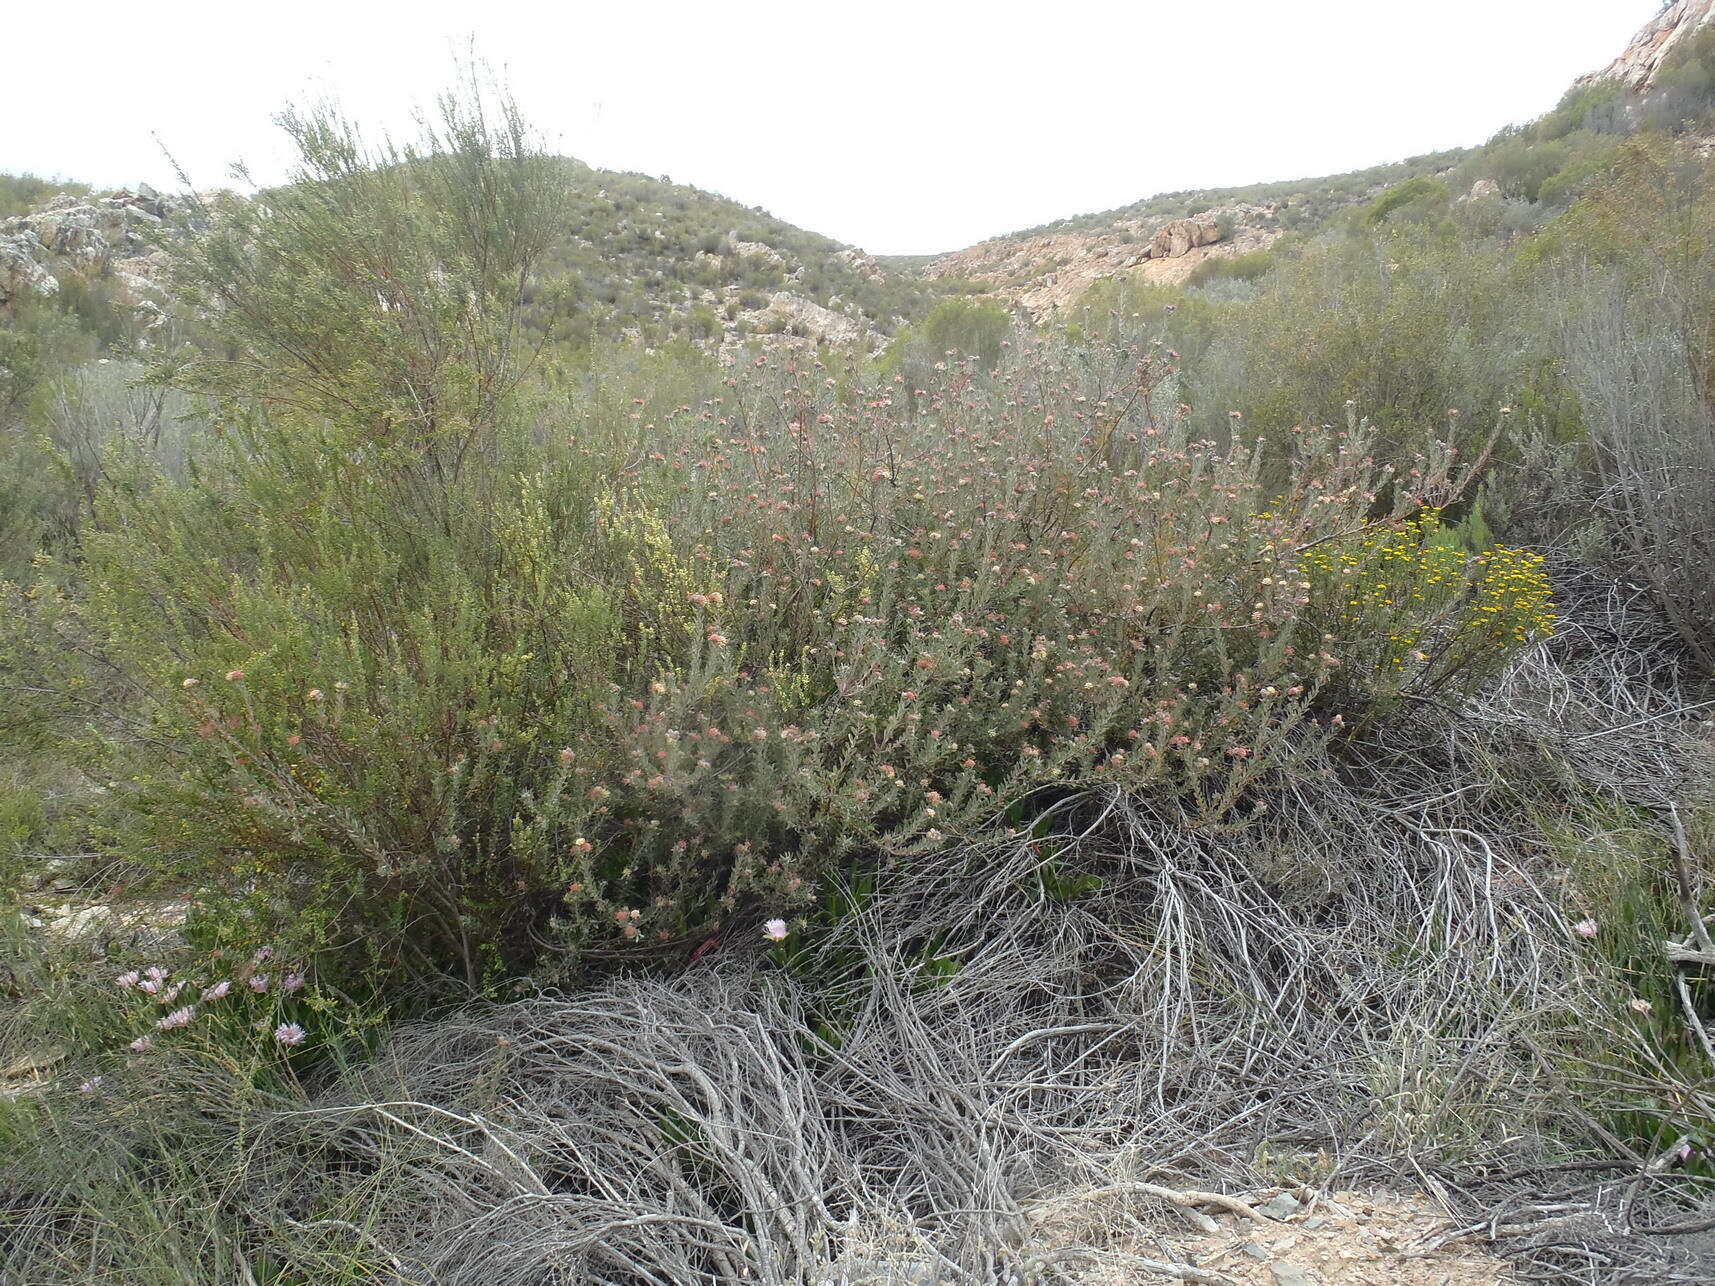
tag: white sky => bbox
[0,0,1660,255]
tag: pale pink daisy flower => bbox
[202,980,232,1001]
[129,1036,152,1053]
[1573,918,1599,939]
[274,1023,306,1047]
[156,1006,195,1030]
[762,919,789,941]
[115,970,140,988]
[78,1076,103,1094]
[248,975,270,993]
[282,972,306,994]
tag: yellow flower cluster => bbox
[1465,546,1557,645]
[1299,511,1554,676]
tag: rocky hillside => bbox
[1581,0,1715,91]
[521,159,942,353]
[923,206,1280,319]
[919,150,1471,319]
[0,160,943,357]
[0,185,195,311]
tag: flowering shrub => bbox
[58,335,1555,983]
[25,95,1552,986]
[1298,507,1555,703]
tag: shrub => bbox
[1364,175,1447,224]
[1183,248,1274,289]
[56,324,1557,990]
[929,297,1013,367]
[1549,140,1715,673]
[33,84,1557,994]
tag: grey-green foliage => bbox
[166,73,569,488]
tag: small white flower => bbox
[115,970,141,988]
[128,1036,152,1053]
[248,974,270,993]
[274,1022,306,1047]
[762,919,788,941]
[1573,918,1599,939]
[202,980,232,1001]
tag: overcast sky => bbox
[1,0,1660,255]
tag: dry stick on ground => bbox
[1664,802,1715,1065]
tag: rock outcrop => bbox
[0,185,197,306]
[924,205,1276,319]
[1151,216,1220,259]
[747,290,870,344]
[1581,0,1715,92]
[0,231,60,302]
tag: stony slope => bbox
[918,149,1472,318]
[0,185,194,310]
[923,205,1282,320]
[1580,0,1715,91]
[0,159,943,355]
[523,159,940,352]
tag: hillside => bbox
[1581,0,1715,90]
[0,157,947,358]
[918,2,1715,320]
[521,159,942,351]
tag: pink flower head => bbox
[1573,918,1599,939]
[78,1076,103,1094]
[762,919,789,941]
[144,966,169,983]
[274,1022,306,1047]
[128,1035,153,1053]
[282,972,306,994]
[115,970,141,988]
[201,980,232,1002]
[248,974,270,993]
[252,946,274,964]
[225,670,245,682]
[156,1005,195,1030]
[138,979,162,995]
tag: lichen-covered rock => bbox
[0,230,59,303]
[0,187,200,306]
[749,291,869,344]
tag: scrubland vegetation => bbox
[1,48,1713,1285]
